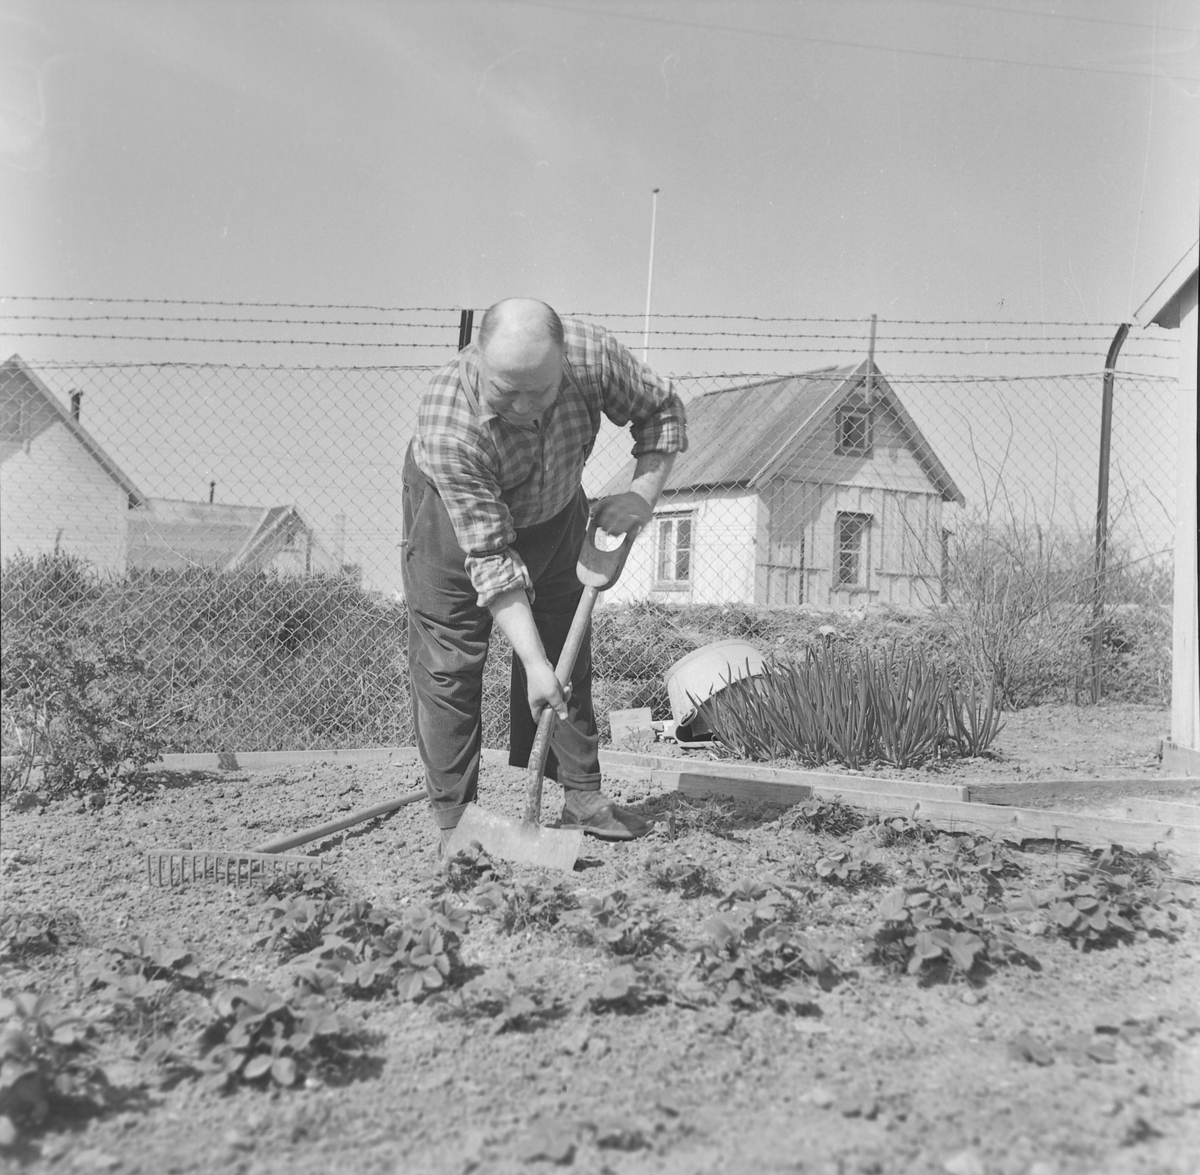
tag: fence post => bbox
[457,309,474,351]
[1090,322,1130,703]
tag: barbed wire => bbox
[0,331,1171,359]
[13,360,1176,383]
[0,296,462,314]
[0,314,1174,349]
[0,297,1168,330]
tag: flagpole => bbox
[642,188,659,362]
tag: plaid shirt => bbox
[412,317,687,606]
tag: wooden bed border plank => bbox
[660,768,1200,861]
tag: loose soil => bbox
[2,701,1198,1175]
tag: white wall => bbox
[602,489,761,606]
[1,419,130,573]
[1171,305,1198,753]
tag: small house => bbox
[600,360,964,609]
[1,354,146,573]
[127,499,339,577]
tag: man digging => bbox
[402,297,688,853]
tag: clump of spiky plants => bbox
[693,645,1002,769]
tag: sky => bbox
[3,0,1197,335]
[1,0,1197,588]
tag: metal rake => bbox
[145,789,425,887]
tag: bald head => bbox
[475,299,565,427]
[477,298,564,357]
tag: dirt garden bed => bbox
[2,701,1198,1175]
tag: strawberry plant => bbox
[872,815,941,847]
[568,890,674,959]
[260,891,339,962]
[691,877,835,1011]
[471,878,578,935]
[1019,851,1185,950]
[786,797,865,837]
[0,908,82,962]
[196,982,363,1090]
[81,937,207,1047]
[285,896,471,1002]
[438,841,508,893]
[437,967,565,1034]
[811,846,889,890]
[868,883,1036,978]
[577,962,671,1014]
[0,991,113,1144]
[644,851,720,897]
[661,795,740,841]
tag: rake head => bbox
[145,848,323,887]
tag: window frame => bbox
[834,511,873,590]
[835,403,873,456]
[653,510,695,590]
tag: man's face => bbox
[479,343,563,428]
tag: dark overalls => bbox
[400,444,602,831]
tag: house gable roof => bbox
[1134,239,1199,329]
[127,499,309,572]
[1,353,147,506]
[601,360,963,504]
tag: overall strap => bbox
[457,348,483,416]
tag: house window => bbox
[836,405,872,455]
[655,513,693,587]
[835,513,872,588]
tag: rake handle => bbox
[252,789,425,854]
[525,585,600,827]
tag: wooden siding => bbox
[770,404,939,494]
[756,481,944,609]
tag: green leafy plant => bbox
[437,966,565,1034]
[644,851,721,897]
[568,890,674,959]
[868,882,1036,978]
[918,833,1022,897]
[691,877,834,1012]
[576,962,671,1014]
[277,894,472,1002]
[872,815,942,848]
[0,908,83,962]
[0,991,113,1143]
[786,797,866,837]
[661,796,739,841]
[0,624,181,796]
[812,846,889,890]
[197,982,362,1090]
[81,937,207,1048]
[1019,850,1185,950]
[471,877,578,935]
[438,841,508,893]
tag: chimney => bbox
[70,390,82,421]
[209,480,216,504]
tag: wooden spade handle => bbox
[524,585,600,826]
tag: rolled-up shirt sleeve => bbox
[593,327,688,458]
[418,419,535,608]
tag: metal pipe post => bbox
[1090,321,1130,703]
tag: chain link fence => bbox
[0,326,1180,763]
